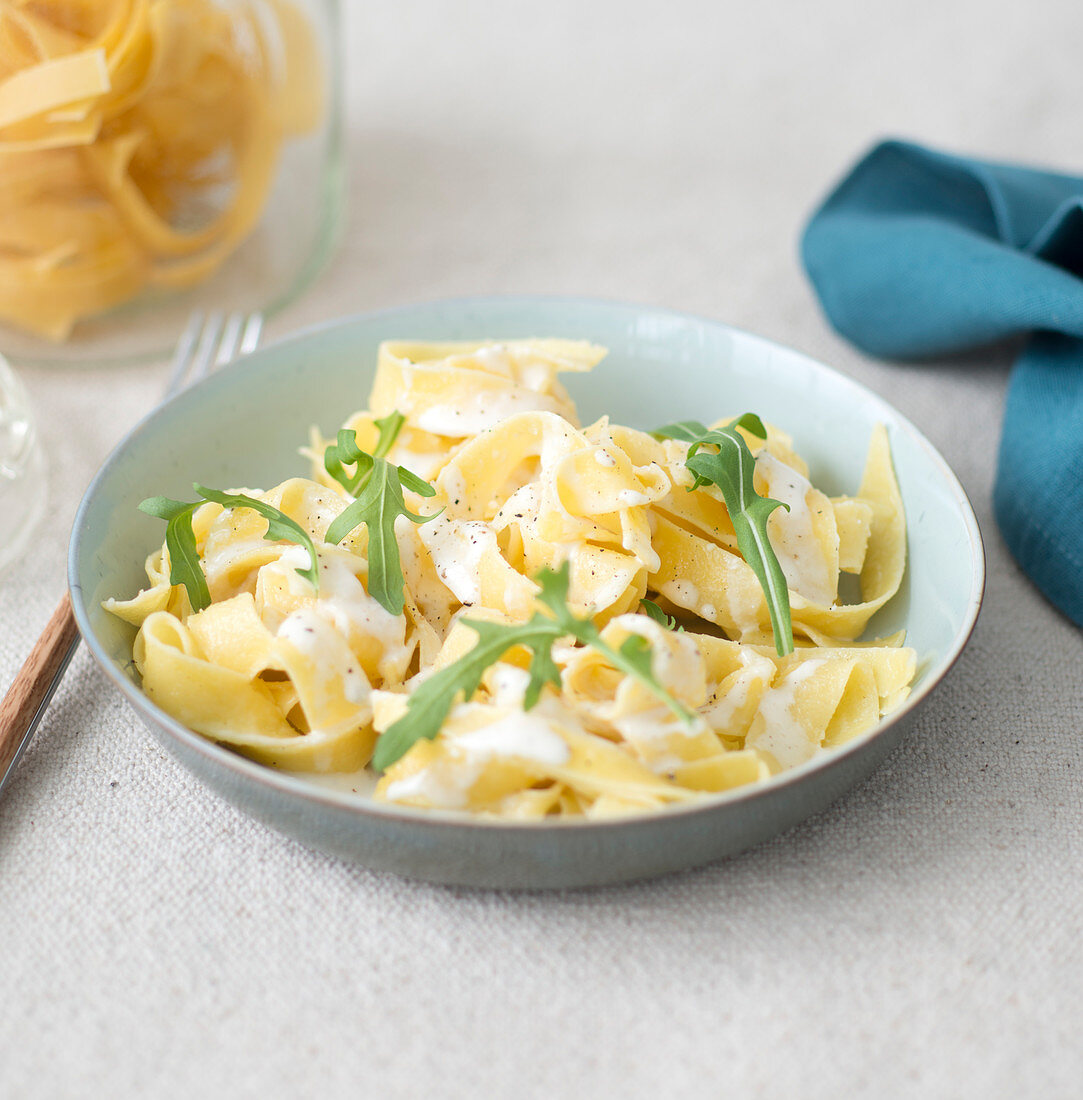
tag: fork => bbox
[0,311,263,796]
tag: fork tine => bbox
[188,311,225,386]
[166,310,263,401]
[239,312,264,356]
[216,312,245,367]
[165,311,205,398]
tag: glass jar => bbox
[0,0,343,364]
[0,353,45,571]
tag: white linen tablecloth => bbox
[2,2,1080,1096]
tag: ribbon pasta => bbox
[0,0,321,340]
[107,339,916,818]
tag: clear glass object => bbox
[0,0,343,365]
[0,354,45,572]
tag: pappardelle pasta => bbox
[106,340,916,819]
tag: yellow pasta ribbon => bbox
[0,0,322,340]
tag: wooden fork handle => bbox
[0,593,81,786]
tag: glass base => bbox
[0,356,46,573]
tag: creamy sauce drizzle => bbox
[746,659,826,768]
[454,713,570,766]
[383,705,570,808]
[277,609,370,707]
[757,452,834,606]
[419,514,494,605]
[417,388,563,436]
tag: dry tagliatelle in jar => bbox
[106,340,916,819]
[0,0,324,340]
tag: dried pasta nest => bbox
[0,0,321,339]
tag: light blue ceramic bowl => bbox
[69,298,984,888]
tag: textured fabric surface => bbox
[802,139,1083,626]
[2,2,1082,1097]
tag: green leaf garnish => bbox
[640,598,682,631]
[322,416,440,617]
[654,414,794,656]
[323,429,374,494]
[138,486,320,611]
[371,411,407,458]
[652,419,712,444]
[322,412,406,493]
[138,496,211,612]
[372,562,695,772]
[325,460,438,616]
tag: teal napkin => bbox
[802,139,1083,627]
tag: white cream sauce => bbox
[418,514,493,605]
[382,762,482,808]
[268,545,409,689]
[256,544,316,594]
[467,345,514,376]
[660,579,700,612]
[416,388,563,436]
[612,705,697,746]
[395,516,454,613]
[393,448,447,482]
[746,659,826,769]
[453,712,571,766]
[439,464,468,509]
[277,608,370,706]
[518,361,553,393]
[318,552,408,663]
[382,706,571,808]
[757,452,834,607]
[485,664,531,707]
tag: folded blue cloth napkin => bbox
[802,139,1083,627]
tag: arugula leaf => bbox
[323,413,406,493]
[372,562,694,772]
[194,485,320,591]
[323,429,374,494]
[654,414,794,656]
[640,598,682,631]
[138,496,211,612]
[139,485,321,611]
[322,419,440,617]
[371,411,406,459]
[652,419,711,444]
[325,460,437,616]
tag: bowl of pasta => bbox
[70,297,984,888]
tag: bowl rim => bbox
[68,293,986,833]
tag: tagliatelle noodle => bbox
[368,340,604,439]
[0,0,321,339]
[107,339,918,814]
